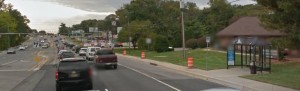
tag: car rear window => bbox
[96,50,115,55]
[61,52,74,57]
[59,60,88,70]
[90,48,100,52]
[81,49,87,52]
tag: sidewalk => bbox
[117,54,297,91]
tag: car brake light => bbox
[88,68,92,77]
[55,70,58,80]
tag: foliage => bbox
[257,0,300,49]
[197,37,207,48]
[153,36,170,52]
[0,1,31,50]
[186,39,198,49]
[118,20,156,49]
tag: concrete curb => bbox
[116,54,297,91]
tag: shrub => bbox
[197,37,207,48]
[186,39,198,49]
[154,36,170,52]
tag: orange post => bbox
[141,51,145,59]
[188,57,193,69]
[123,49,127,55]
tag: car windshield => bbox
[2,0,299,91]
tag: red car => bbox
[94,48,117,69]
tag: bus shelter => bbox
[227,37,272,73]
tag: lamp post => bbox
[180,0,186,59]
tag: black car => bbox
[56,58,93,91]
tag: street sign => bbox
[112,21,116,26]
[146,38,151,44]
[89,27,94,32]
[129,37,132,42]
[206,36,211,43]
[117,27,122,34]
[227,46,235,65]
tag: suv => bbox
[85,47,101,61]
[94,49,117,69]
[56,58,93,91]
[79,48,87,56]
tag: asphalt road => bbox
[31,53,232,91]
[5,36,234,91]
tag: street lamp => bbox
[180,0,186,59]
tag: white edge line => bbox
[119,64,181,91]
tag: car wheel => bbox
[56,85,62,91]
[113,65,118,69]
[86,82,93,90]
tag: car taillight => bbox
[88,68,92,77]
[55,70,58,80]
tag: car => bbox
[94,48,118,69]
[41,43,49,48]
[79,48,87,56]
[58,51,75,60]
[7,49,16,54]
[56,58,93,91]
[114,42,123,47]
[18,46,26,50]
[85,47,101,61]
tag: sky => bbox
[5,0,256,33]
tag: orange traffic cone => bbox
[123,49,127,55]
[141,51,145,59]
[188,57,193,69]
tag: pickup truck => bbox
[94,48,117,69]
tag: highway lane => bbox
[0,36,57,91]
[32,55,231,91]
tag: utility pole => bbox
[180,0,186,59]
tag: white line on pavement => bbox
[1,60,19,65]
[105,89,109,91]
[119,64,181,91]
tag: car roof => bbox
[60,58,86,62]
[87,47,101,48]
[80,48,87,49]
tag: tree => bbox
[118,20,156,49]
[38,30,46,35]
[58,23,69,35]
[257,0,300,49]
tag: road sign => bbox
[146,38,151,44]
[129,37,132,42]
[112,21,116,26]
[206,36,211,43]
[89,27,94,32]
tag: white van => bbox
[86,47,101,61]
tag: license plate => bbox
[69,73,79,78]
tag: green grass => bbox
[242,62,300,90]
[114,48,241,70]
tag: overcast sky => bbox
[5,0,256,33]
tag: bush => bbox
[186,39,198,49]
[197,37,207,48]
[154,36,170,52]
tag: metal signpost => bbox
[146,38,151,50]
[129,37,132,49]
[205,36,211,70]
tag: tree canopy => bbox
[0,1,32,50]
